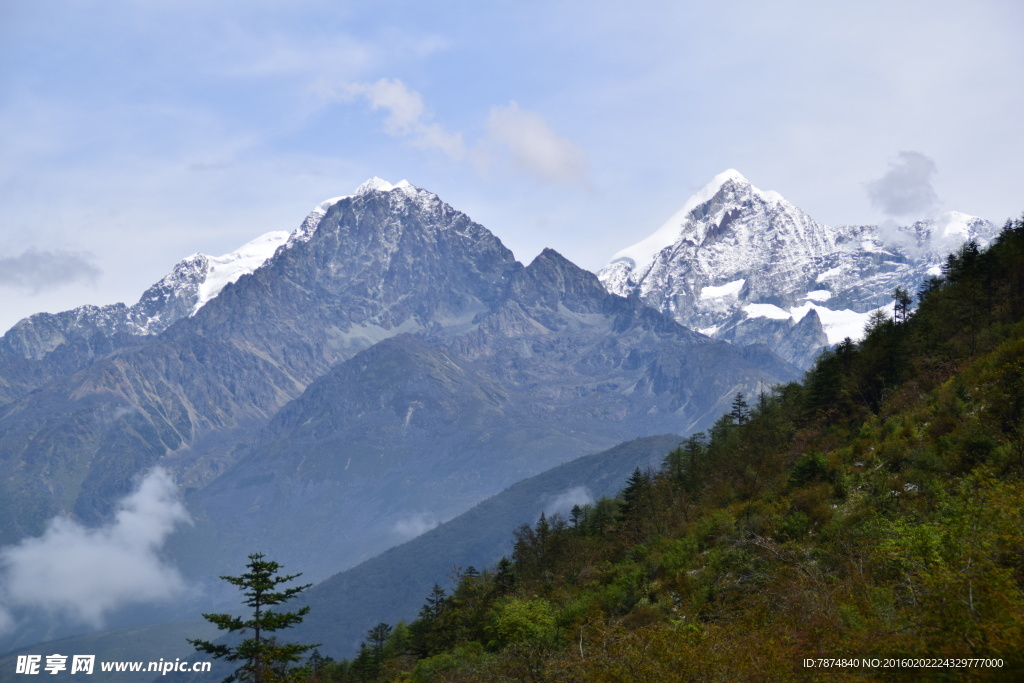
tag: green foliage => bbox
[491,598,558,647]
[189,553,317,683]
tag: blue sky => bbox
[1,0,1022,333]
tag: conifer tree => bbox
[731,392,749,425]
[189,553,317,683]
[892,286,912,323]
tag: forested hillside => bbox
[306,213,1024,681]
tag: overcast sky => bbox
[1,0,1022,333]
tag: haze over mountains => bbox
[0,171,993,658]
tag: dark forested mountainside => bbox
[313,215,1024,681]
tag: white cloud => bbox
[392,512,439,541]
[339,78,465,160]
[865,151,939,217]
[0,468,191,633]
[334,81,589,186]
[485,102,589,186]
[345,78,425,135]
[543,486,593,517]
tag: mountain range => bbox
[0,175,799,655]
[0,171,993,659]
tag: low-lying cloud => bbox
[866,151,939,217]
[0,468,190,633]
[392,512,439,541]
[0,248,101,293]
[543,486,594,517]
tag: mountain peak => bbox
[354,177,418,195]
[713,168,748,186]
[356,176,397,194]
[608,169,779,269]
[288,178,431,248]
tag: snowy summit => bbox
[597,170,997,368]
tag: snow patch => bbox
[743,303,791,320]
[355,176,397,194]
[815,266,844,283]
[804,290,832,302]
[745,300,886,344]
[191,231,289,315]
[699,278,745,300]
[790,303,885,345]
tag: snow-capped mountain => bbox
[0,231,289,365]
[0,176,795,590]
[597,170,998,368]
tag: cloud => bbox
[392,512,439,541]
[485,102,589,186]
[0,468,190,633]
[542,486,593,517]
[865,151,939,217]
[334,80,588,186]
[339,78,465,160]
[0,249,101,294]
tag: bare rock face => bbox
[598,170,998,368]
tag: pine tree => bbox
[367,622,393,659]
[620,467,652,520]
[189,553,318,683]
[731,392,749,425]
[494,556,517,593]
[893,286,912,323]
[569,504,583,527]
[424,583,447,619]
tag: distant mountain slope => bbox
[598,170,998,367]
[290,435,685,657]
[179,248,794,579]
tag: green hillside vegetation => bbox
[312,215,1024,681]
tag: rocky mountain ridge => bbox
[598,170,998,367]
[176,245,794,580]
